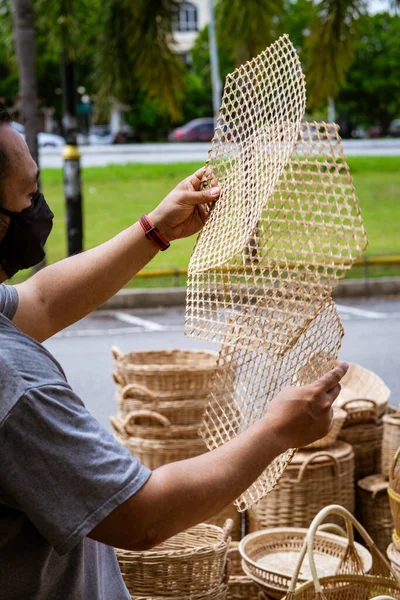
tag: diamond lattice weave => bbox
[185,35,368,511]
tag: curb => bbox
[99,277,400,311]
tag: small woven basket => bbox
[281,504,399,600]
[112,347,220,395]
[356,474,393,553]
[116,521,232,598]
[114,380,208,426]
[303,407,347,450]
[226,542,260,600]
[382,410,400,478]
[240,522,372,598]
[110,410,200,440]
[247,443,355,531]
[338,419,383,481]
[334,363,390,424]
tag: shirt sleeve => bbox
[0,284,18,320]
[0,384,151,555]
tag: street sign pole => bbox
[207,0,222,128]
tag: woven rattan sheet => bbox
[184,35,367,511]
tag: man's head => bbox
[0,102,53,282]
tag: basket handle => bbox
[222,518,234,542]
[296,451,339,483]
[390,447,400,485]
[112,346,123,360]
[317,523,347,538]
[124,410,171,430]
[110,415,126,436]
[340,398,377,411]
[287,504,390,595]
[120,383,159,401]
[113,371,126,386]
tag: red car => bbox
[168,118,215,142]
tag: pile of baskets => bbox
[387,447,400,577]
[116,520,232,600]
[110,346,241,540]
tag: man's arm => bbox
[13,167,219,342]
[89,364,346,550]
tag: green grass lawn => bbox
[10,157,400,286]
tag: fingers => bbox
[326,383,342,402]
[189,167,217,191]
[183,186,221,206]
[314,362,349,393]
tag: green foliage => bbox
[306,0,365,107]
[337,13,400,132]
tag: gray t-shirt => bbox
[0,284,151,599]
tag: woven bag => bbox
[247,443,354,531]
[112,347,220,395]
[114,380,208,426]
[282,505,400,600]
[382,411,400,477]
[116,521,232,598]
[226,542,260,600]
[110,410,200,440]
[334,363,390,424]
[338,419,383,481]
[356,475,393,553]
[303,407,347,450]
[240,521,372,599]
[207,504,242,542]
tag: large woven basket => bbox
[382,410,400,477]
[131,584,229,600]
[115,432,207,469]
[389,448,400,539]
[282,505,400,600]
[112,347,220,395]
[356,474,393,553]
[116,521,232,598]
[240,525,372,599]
[111,410,200,440]
[387,543,400,581]
[247,443,355,531]
[207,504,242,542]
[303,407,347,450]
[338,420,383,481]
[226,542,260,600]
[334,363,390,424]
[114,380,208,425]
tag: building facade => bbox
[173,0,210,56]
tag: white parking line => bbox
[112,311,166,331]
[336,304,390,319]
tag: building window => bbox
[174,2,198,32]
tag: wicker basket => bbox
[247,443,355,531]
[112,347,220,395]
[116,521,232,597]
[356,474,393,553]
[389,448,400,539]
[387,543,400,581]
[240,525,372,599]
[226,542,260,600]
[282,505,399,600]
[334,363,390,424]
[382,411,400,478]
[131,584,229,600]
[114,381,209,425]
[207,504,242,542]
[338,420,383,481]
[115,432,207,469]
[110,410,200,440]
[303,407,347,450]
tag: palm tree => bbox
[11,0,39,166]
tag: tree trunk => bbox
[12,0,39,167]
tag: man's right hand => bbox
[266,362,349,451]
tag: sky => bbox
[368,0,392,13]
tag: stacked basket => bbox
[387,448,400,574]
[116,521,232,600]
[110,346,241,540]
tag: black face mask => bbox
[0,192,54,278]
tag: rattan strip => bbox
[184,36,367,509]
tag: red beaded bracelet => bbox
[139,214,170,251]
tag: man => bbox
[0,102,348,599]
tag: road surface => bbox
[40,139,400,168]
[43,297,400,432]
